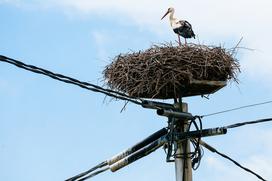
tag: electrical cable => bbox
[188,116,202,170]
[2,55,271,180]
[200,101,272,118]
[65,161,107,181]
[214,151,266,181]
[200,140,266,181]
[166,118,175,162]
[191,139,204,170]
[0,55,143,105]
[4,55,272,114]
[77,167,110,181]
[226,118,272,129]
[67,116,272,180]
[189,116,203,170]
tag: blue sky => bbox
[1,0,272,181]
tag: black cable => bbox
[165,118,175,162]
[191,139,203,170]
[191,116,202,154]
[3,55,270,180]
[65,161,107,181]
[214,150,266,181]
[188,116,203,170]
[199,117,272,180]
[226,118,272,129]
[179,116,203,180]
[200,101,272,118]
[0,55,143,105]
[77,167,109,181]
[188,119,200,157]
[201,141,266,181]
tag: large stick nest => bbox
[103,43,240,99]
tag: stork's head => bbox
[161,7,175,20]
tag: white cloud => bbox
[3,0,272,80]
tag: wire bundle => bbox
[0,55,271,181]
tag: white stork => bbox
[161,7,195,46]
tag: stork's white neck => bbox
[169,11,179,28]
[169,11,175,21]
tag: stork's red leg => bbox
[178,35,181,46]
[184,38,187,45]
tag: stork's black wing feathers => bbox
[183,20,192,29]
[174,20,195,39]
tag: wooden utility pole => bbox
[175,102,192,181]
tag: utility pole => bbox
[66,99,228,181]
[175,102,192,181]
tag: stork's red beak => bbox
[161,10,170,20]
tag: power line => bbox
[0,55,143,105]
[65,161,107,181]
[77,167,109,181]
[200,100,272,118]
[200,140,266,181]
[215,151,266,181]
[199,117,272,181]
[65,128,169,181]
[1,55,271,180]
[2,55,272,114]
[226,118,272,129]
[65,117,272,181]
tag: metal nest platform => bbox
[104,43,239,99]
[136,79,227,99]
[184,79,227,97]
